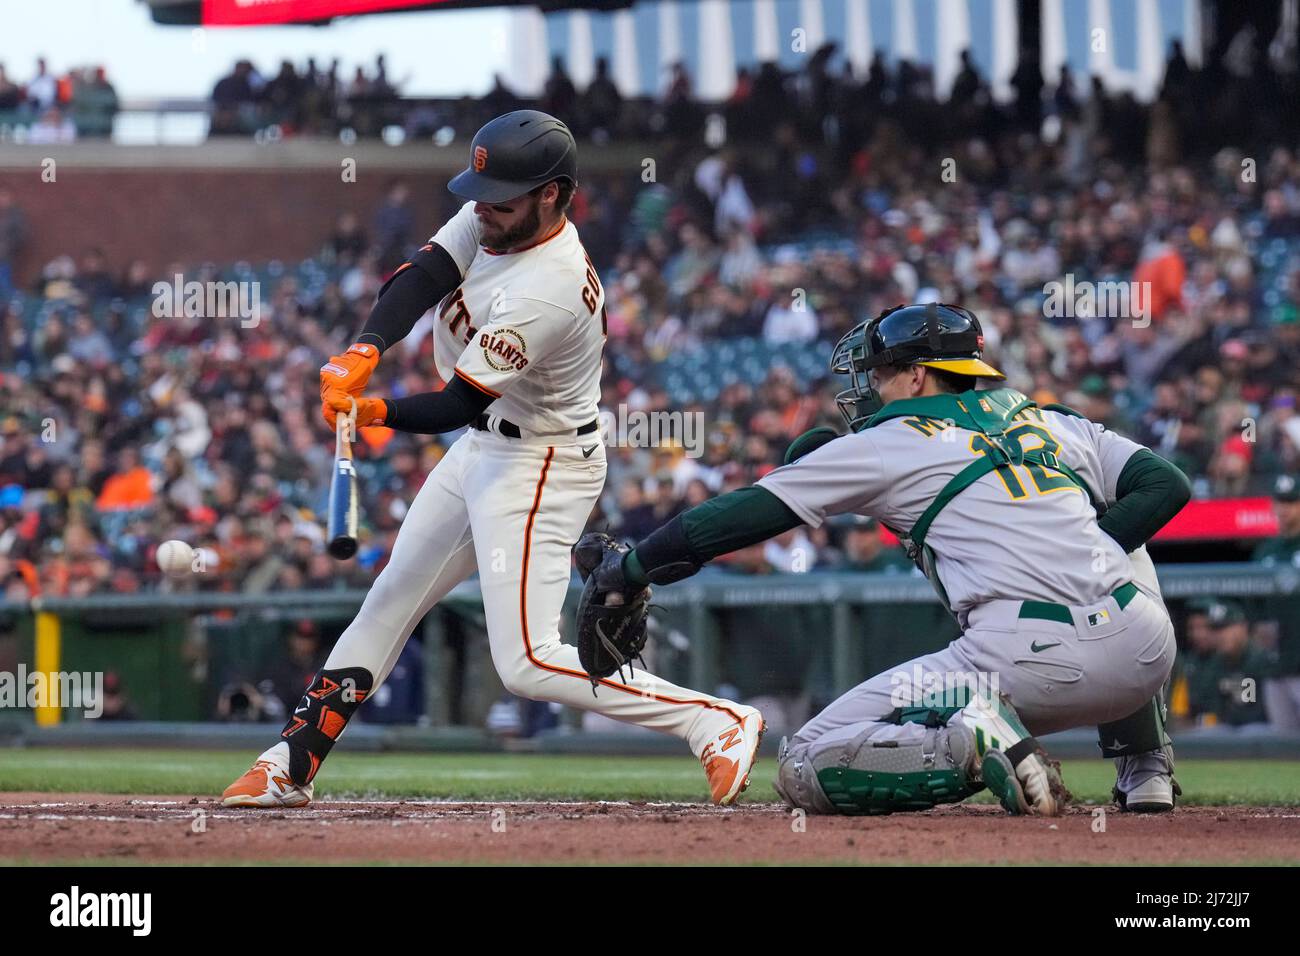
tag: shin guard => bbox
[775,722,980,816]
[280,667,373,786]
[1097,689,1171,758]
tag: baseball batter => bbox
[582,304,1190,815]
[223,111,764,809]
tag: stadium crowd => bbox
[2,41,1300,727]
[0,57,119,141]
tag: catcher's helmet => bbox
[830,302,1005,431]
[448,110,578,203]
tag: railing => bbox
[15,561,1295,617]
[2,562,1296,729]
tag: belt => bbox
[1019,582,1139,624]
[471,414,598,440]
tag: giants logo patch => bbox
[480,327,528,372]
[473,146,488,172]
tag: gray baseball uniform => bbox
[757,401,1175,759]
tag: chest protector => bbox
[864,387,1100,611]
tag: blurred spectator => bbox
[69,66,118,138]
[363,639,424,724]
[831,517,912,573]
[1179,601,1273,728]
[326,211,368,269]
[216,680,284,722]
[96,671,137,721]
[1255,474,1300,729]
[24,57,58,116]
[582,57,622,139]
[265,59,303,129]
[763,291,819,344]
[1133,230,1186,323]
[482,73,520,118]
[74,248,117,304]
[210,60,257,136]
[95,448,153,512]
[1170,598,1219,723]
[763,526,817,572]
[0,188,28,303]
[267,618,329,715]
[26,106,75,144]
[373,180,414,271]
[541,56,577,121]
[0,64,21,111]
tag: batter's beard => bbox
[482,202,543,253]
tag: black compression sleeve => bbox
[625,486,805,587]
[357,243,462,353]
[382,374,493,435]
[1097,449,1191,552]
[679,485,805,558]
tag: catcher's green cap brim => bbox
[448,169,534,204]
[916,358,1006,378]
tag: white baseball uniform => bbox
[322,203,747,753]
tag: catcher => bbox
[575,303,1190,815]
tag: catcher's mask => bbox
[830,302,1005,432]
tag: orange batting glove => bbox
[320,342,380,401]
[322,386,388,430]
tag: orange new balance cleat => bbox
[700,706,765,806]
[222,757,313,808]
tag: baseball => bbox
[156,539,196,578]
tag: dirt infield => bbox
[1,794,1297,864]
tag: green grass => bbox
[1,749,1298,805]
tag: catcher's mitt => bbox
[572,532,652,694]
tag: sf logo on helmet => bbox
[473,146,488,172]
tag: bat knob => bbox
[328,537,358,560]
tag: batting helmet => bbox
[447,110,578,203]
[830,303,1005,431]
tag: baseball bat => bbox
[327,398,359,560]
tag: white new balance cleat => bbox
[700,705,765,806]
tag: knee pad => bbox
[280,667,373,785]
[776,723,982,816]
[773,737,838,815]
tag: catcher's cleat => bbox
[700,706,765,806]
[978,749,1031,814]
[962,691,1069,816]
[222,757,313,808]
[1113,750,1180,813]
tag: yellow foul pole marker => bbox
[34,611,61,727]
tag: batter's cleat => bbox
[700,706,765,806]
[961,691,1069,816]
[1113,750,1180,813]
[222,758,313,808]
